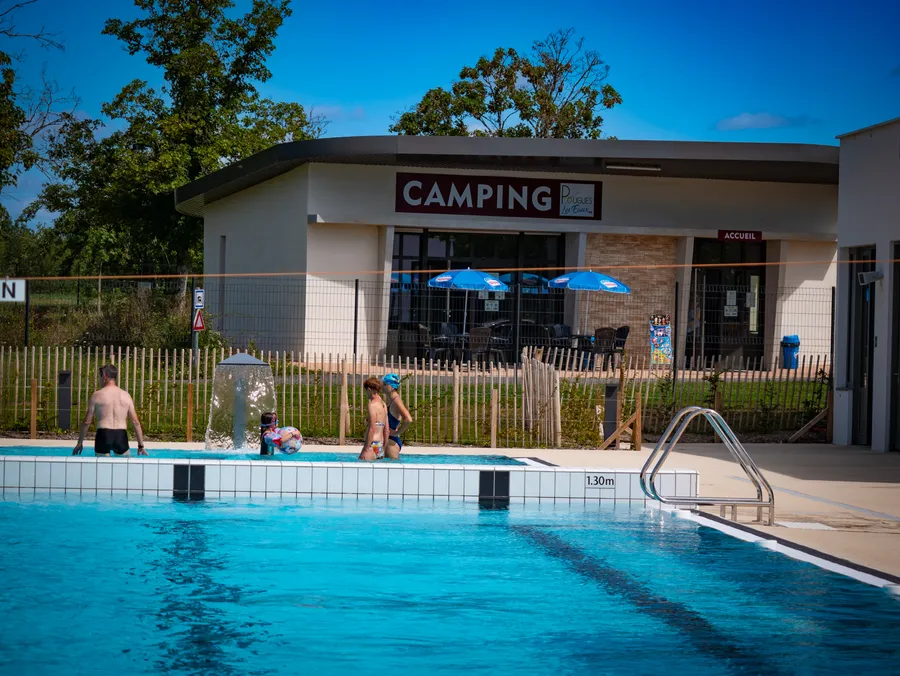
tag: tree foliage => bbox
[390,28,622,140]
[0,0,75,194]
[0,204,65,275]
[24,0,324,275]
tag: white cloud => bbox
[716,112,818,131]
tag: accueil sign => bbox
[395,172,602,221]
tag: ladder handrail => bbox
[639,406,775,525]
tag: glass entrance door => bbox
[848,247,876,446]
[892,244,900,451]
[688,238,766,364]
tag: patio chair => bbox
[418,324,446,363]
[433,322,461,361]
[593,327,617,370]
[612,325,630,364]
[469,327,504,367]
[548,323,572,349]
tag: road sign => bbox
[0,279,26,302]
[194,288,205,309]
[192,310,205,331]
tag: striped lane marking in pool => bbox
[513,525,785,675]
[478,470,510,507]
[173,464,205,500]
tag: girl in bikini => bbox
[359,377,388,461]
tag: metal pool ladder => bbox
[639,406,775,526]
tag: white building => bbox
[175,136,838,365]
[833,117,900,452]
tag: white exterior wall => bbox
[304,163,837,239]
[203,167,309,352]
[201,159,839,363]
[304,221,392,356]
[770,240,837,363]
[833,120,900,452]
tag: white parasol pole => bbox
[583,290,591,336]
[463,290,468,334]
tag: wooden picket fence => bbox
[522,355,562,447]
[0,345,831,447]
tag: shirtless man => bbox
[73,364,148,456]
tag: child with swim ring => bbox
[259,411,303,455]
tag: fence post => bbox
[829,285,836,365]
[672,280,679,407]
[30,378,37,439]
[452,364,460,444]
[24,280,30,347]
[634,392,643,451]
[189,276,196,350]
[186,382,194,442]
[339,359,349,445]
[826,388,834,443]
[353,279,360,356]
[490,388,498,448]
[553,371,562,448]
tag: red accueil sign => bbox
[718,230,762,242]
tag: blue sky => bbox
[3,0,899,219]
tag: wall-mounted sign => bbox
[718,230,762,242]
[484,300,500,312]
[726,290,737,306]
[478,290,489,300]
[494,291,506,300]
[649,314,672,365]
[395,172,602,221]
[0,279,26,302]
[724,305,738,318]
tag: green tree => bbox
[28,0,324,275]
[0,0,75,194]
[390,28,622,140]
[0,204,67,276]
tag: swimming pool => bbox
[0,445,523,465]
[0,497,897,675]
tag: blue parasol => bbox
[548,270,631,293]
[548,270,631,334]
[499,272,550,295]
[428,268,508,330]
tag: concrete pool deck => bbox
[4,438,899,579]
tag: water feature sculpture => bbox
[204,353,276,450]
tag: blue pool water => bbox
[0,446,522,464]
[0,497,898,675]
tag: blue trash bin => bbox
[781,335,800,369]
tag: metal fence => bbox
[0,275,835,371]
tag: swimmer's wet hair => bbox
[259,411,277,454]
[363,377,382,393]
[98,364,117,381]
